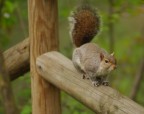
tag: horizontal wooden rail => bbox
[3,38,29,80]
[36,51,144,114]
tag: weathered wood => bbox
[28,0,61,114]
[0,49,20,114]
[36,51,144,114]
[3,38,29,81]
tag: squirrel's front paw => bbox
[92,81,100,87]
[102,81,109,86]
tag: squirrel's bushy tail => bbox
[68,4,101,47]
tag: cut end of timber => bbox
[36,51,144,114]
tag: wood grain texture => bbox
[3,38,29,81]
[28,0,61,114]
[36,51,144,114]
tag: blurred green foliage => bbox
[0,0,144,114]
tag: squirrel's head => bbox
[99,52,117,73]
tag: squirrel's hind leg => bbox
[72,48,85,72]
[72,48,87,79]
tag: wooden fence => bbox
[1,0,144,114]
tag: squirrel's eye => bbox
[105,59,109,63]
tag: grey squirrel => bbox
[68,4,117,86]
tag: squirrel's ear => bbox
[100,53,104,61]
[111,52,114,56]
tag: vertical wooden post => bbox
[28,0,61,114]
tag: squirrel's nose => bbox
[113,65,117,69]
